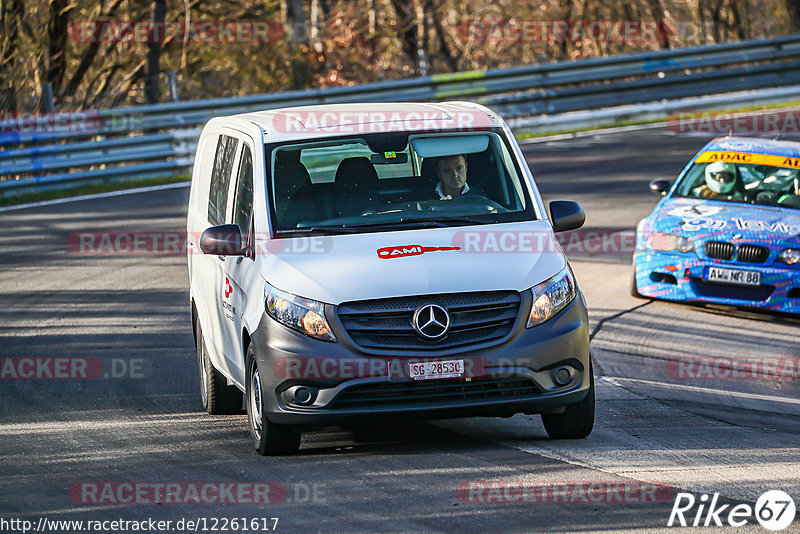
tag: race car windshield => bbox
[674,159,800,209]
[266,129,537,235]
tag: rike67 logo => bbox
[668,490,795,530]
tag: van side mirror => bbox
[649,179,672,196]
[200,224,246,256]
[549,200,585,233]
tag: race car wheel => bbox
[542,360,595,439]
[246,345,301,456]
[196,322,242,415]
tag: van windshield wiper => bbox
[422,216,493,226]
[276,220,447,236]
[275,225,363,236]
[275,216,490,236]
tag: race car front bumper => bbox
[634,252,800,314]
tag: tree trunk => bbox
[787,0,800,29]
[426,0,458,72]
[144,0,166,105]
[45,0,71,104]
[287,0,309,45]
[646,0,671,49]
[390,0,419,72]
[559,0,574,60]
[62,0,125,100]
[1,0,20,110]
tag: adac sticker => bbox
[667,204,724,219]
[377,244,460,259]
[695,151,800,170]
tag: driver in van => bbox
[433,154,470,199]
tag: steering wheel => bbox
[434,194,508,213]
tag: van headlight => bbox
[264,283,336,342]
[645,232,694,253]
[527,266,577,328]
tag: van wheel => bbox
[246,346,301,456]
[196,323,242,415]
[542,360,595,439]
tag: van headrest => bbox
[333,157,380,193]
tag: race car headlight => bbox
[778,248,800,265]
[265,283,336,342]
[527,266,577,328]
[645,232,695,253]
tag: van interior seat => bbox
[333,157,381,217]
[273,151,314,227]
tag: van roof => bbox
[219,101,502,143]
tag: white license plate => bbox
[705,267,761,286]
[408,360,465,380]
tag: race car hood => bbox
[258,220,566,304]
[645,198,800,246]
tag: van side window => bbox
[232,145,254,238]
[207,135,239,225]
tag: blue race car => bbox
[633,136,800,314]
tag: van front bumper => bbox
[250,291,591,426]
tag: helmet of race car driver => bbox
[762,168,798,192]
[704,161,737,194]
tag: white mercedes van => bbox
[187,102,593,455]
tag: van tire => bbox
[196,322,242,415]
[542,360,595,439]
[246,346,301,455]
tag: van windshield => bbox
[266,129,537,236]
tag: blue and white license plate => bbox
[705,266,761,286]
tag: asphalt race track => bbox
[1,126,798,533]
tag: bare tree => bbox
[62,0,126,101]
[45,0,73,102]
[390,0,420,72]
[786,0,800,29]
[144,0,167,104]
[424,0,458,72]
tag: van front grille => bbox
[337,291,521,352]
[332,376,539,409]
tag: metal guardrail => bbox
[2,34,800,197]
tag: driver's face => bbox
[437,155,467,193]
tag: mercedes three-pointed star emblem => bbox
[412,304,450,340]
